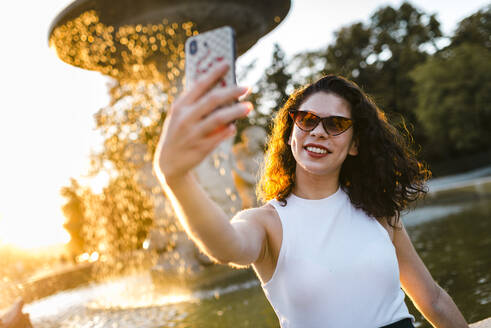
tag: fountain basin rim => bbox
[47,0,291,54]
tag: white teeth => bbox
[306,146,327,154]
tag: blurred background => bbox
[0,0,490,327]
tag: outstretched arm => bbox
[394,222,468,328]
[153,62,264,265]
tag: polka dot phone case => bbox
[185,26,237,92]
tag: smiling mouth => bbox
[304,144,331,155]
[305,146,328,154]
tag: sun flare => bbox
[0,197,70,250]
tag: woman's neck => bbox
[292,166,340,200]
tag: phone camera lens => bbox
[190,40,197,55]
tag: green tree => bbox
[235,44,293,139]
[262,44,293,110]
[293,3,442,142]
[411,43,491,159]
[366,2,442,124]
[323,22,373,82]
[451,5,491,50]
[83,170,154,256]
[61,171,155,259]
[61,178,88,259]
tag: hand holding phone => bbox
[154,55,252,183]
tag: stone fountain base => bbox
[0,262,96,310]
[471,317,491,328]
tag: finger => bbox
[238,86,252,101]
[183,62,230,105]
[193,86,249,119]
[199,102,253,137]
[203,123,236,152]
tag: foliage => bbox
[365,2,442,127]
[305,2,442,144]
[451,5,491,50]
[61,178,87,259]
[61,169,154,258]
[82,169,154,256]
[411,43,491,158]
[261,44,294,112]
[235,44,293,140]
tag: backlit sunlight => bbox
[0,195,70,249]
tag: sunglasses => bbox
[289,110,353,136]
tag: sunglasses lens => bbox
[294,111,320,131]
[323,117,352,135]
[290,111,352,135]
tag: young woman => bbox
[153,62,469,327]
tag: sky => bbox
[0,0,487,249]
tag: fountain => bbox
[48,0,291,81]
[47,0,290,294]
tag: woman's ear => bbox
[348,137,358,156]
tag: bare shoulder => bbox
[229,203,282,269]
[231,203,280,227]
[232,204,283,246]
[231,203,282,256]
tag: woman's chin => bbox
[297,163,339,177]
[292,152,343,177]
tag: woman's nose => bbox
[310,122,328,138]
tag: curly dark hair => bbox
[257,75,431,228]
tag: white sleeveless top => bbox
[261,187,415,328]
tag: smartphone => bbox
[184,26,237,92]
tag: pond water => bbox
[25,198,491,327]
[405,198,491,327]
